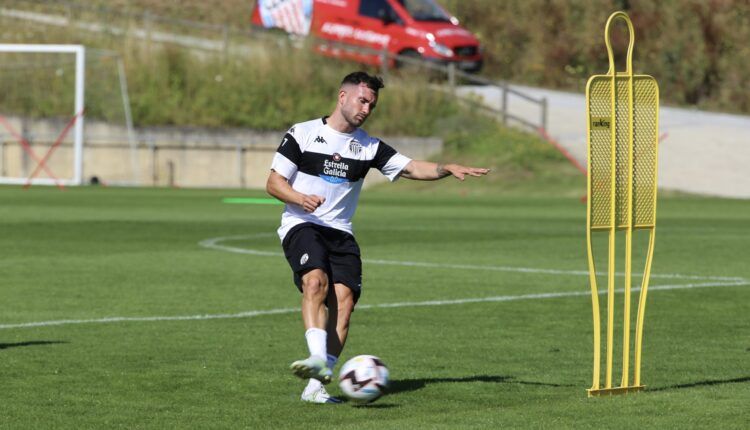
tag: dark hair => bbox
[341,71,385,93]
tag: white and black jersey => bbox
[271,117,412,241]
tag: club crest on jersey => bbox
[349,140,362,156]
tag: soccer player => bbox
[266,71,489,403]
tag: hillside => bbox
[0,0,582,195]
[7,0,748,115]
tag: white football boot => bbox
[290,356,333,384]
[300,384,343,404]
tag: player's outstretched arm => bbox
[400,160,490,181]
[266,170,325,213]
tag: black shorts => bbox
[281,222,362,303]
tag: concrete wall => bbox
[0,116,443,188]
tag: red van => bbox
[251,0,483,72]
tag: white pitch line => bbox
[3,235,745,331]
[0,307,299,330]
[199,234,281,257]
[1,280,747,331]
[199,235,746,282]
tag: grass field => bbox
[1,185,748,429]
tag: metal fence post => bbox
[0,141,6,177]
[21,119,30,177]
[151,144,158,186]
[66,3,74,30]
[380,48,389,78]
[501,81,509,125]
[222,25,230,62]
[541,97,548,131]
[143,11,153,53]
[447,63,456,89]
[167,160,175,187]
[238,144,246,188]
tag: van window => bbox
[359,0,400,23]
[396,0,451,22]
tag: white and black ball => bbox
[338,355,389,403]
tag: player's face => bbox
[340,84,378,128]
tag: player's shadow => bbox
[387,375,571,394]
[348,402,399,409]
[648,376,750,392]
[0,340,67,350]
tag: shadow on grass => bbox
[649,376,750,392]
[0,340,67,350]
[349,402,399,409]
[388,375,572,395]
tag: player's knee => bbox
[302,273,328,298]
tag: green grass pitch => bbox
[1,185,748,429]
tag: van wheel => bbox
[396,50,423,69]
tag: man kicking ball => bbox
[266,71,489,403]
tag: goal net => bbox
[0,44,138,187]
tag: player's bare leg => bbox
[291,269,333,385]
[326,283,355,359]
[301,269,329,330]
[300,283,354,404]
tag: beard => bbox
[342,107,367,128]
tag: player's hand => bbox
[445,164,491,181]
[300,194,325,213]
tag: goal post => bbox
[0,44,86,186]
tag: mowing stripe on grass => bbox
[1,280,747,330]
[222,198,284,205]
[199,235,745,282]
[4,234,743,330]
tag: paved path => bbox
[458,84,750,199]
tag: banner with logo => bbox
[258,0,314,36]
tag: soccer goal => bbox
[0,44,139,187]
[0,44,84,186]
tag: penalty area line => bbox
[0,280,747,331]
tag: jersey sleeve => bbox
[270,130,302,179]
[371,140,412,182]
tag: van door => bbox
[353,0,404,58]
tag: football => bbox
[338,355,389,403]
